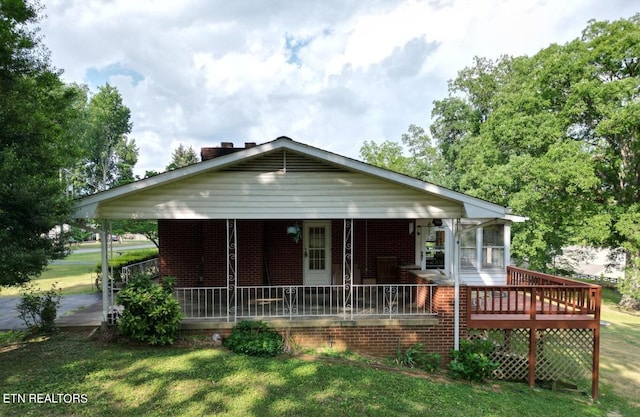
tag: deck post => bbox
[343,219,353,320]
[528,328,537,388]
[592,326,600,399]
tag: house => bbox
[72,136,601,398]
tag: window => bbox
[482,225,504,269]
[459,224,506,271]
[460,229,477,270]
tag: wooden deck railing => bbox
[468,266,602,400]
[468,266,601,324]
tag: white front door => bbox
[303,221,332,285]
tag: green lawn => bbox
[0,330,635,417]
[0,241,155,297]
[598,288,640,404]
[0,266,637,416]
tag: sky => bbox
[39,0,638,177]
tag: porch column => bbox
[454,218,461,351]
[343,219,354,320]
[100,220,109,324]
[227,219,237,322]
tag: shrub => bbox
[223,321,284,357]
[393,342,441,372]
[449,338,499,382]
[117,274,183,346]
[16,283,61,333]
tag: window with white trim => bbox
[482,224,504,269]
[460,229,477,270]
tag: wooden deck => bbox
[467,266,601,330]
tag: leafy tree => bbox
[431,15,640,303]
[360,124,442,183]
[77,84,138,194]
[0,0,84,286]
[112,220,159,248]
[166,143,199,170]
[362,15,640,306]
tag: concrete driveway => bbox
[0,293,102,330]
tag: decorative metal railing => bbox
[121,258,159,284]
[174,284,438,321]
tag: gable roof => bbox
[72,136,516,220]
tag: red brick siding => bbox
[351,220,415,281]
[264,221,303,285]
[159,220,207,287]
[201,220,227,287]
[161,219,415,287]
[237,220,264,286]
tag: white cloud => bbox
[40,0,639,176]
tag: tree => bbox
[166,143,199,170]
[361,15,640,307]
[360,124,442,183]
[112,219,159,248]
[0,0,84,286]
[77,84,138,194]
[428,15,640,303]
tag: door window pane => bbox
[308,227,326,270]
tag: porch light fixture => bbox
[287,223,302,243]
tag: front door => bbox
[303,221,332,285]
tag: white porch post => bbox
[343,219,354,320]
[100,220,109,324]
[226,219,237,322]
[503,222,511,271]
[454,219,461,351]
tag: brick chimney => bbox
[200,142,244,161]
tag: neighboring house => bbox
[72,137,601,398]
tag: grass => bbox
[0,329,636,417]
[598,288,640,405]
[0,263,637,415]
[0,288,638,417]
[0,240,155,297]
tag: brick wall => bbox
[264,221,303,285]
[284,285,466,360]
[161,219,415,287]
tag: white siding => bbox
[461,272,507,286]
[97,171,465,220]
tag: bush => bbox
[393,342,441,372]
[16,283,61,333]
[449,338,499,382]
[116,275,183,346]
[223,321,284,357]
